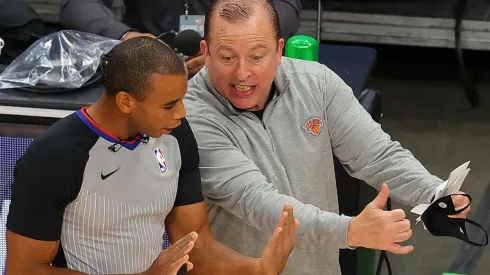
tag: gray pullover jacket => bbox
[184,57,443,275]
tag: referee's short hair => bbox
[103,36,186,101]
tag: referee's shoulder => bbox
[170,117,196,142]
[22,113,96,162]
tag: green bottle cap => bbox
[285,34,319,61]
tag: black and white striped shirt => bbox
[7,107,204,274]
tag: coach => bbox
[183,0,472,274]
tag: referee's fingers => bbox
[168,255,190,275]
[282,204,292,249]
[167,240,195,264]
[287,205,296,249]
[166,232,198,256]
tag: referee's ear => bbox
[115,91,137,114]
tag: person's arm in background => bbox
[186,115,353,250]
[271,0,302,39]
[59,0,154,40]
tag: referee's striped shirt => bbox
[7,107,204,274]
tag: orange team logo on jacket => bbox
[303,117,324,136]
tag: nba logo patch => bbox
[153,148,168,173]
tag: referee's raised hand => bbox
[143,231,198,275]
[258,203,300,275]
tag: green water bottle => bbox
[285,34,319,61]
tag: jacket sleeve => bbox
[321,65,443,207]
[187,116,353,249]
[272,0,302,39]
[59,0,132,39]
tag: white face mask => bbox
[0,37,4,56]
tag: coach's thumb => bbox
[368,183,390,210]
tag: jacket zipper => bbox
[251,81,290,153]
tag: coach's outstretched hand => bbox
[258,203,300,275]
[347,184,414,255]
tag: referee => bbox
[5,37,298,275]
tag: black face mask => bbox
[421,194,488,246]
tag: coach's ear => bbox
[201,41,210,64]
[277,38,284,63]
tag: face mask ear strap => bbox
[461,218,489,246]
[452,193,472,215]
[100,49,113,86]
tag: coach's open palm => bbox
[258,204,299,275]
[143,231,198,275]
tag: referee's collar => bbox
[76,107,144,150]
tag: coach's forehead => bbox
[211,7,275,40]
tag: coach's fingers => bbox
[392,229,413,243]
[387,243,414,255]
